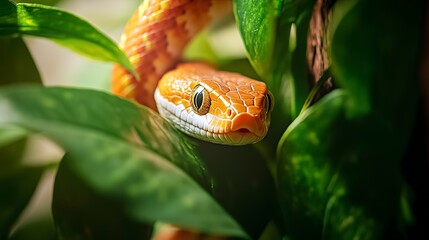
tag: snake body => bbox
[112,0,272,145]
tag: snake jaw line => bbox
[155,88,269,145]
[154,62,272,145]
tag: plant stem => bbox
[299,67,331,115]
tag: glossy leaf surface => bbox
[277,0,425,238]
[53,156,153,239]
[331,0,424,120]
[233,0,276,78]
[278,91,404,238]
[0,86,248,238]
[0,1,135,75]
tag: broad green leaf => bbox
[0,166,45,239]
[0,126,26,148]
[233,0,276,79]
[277,91,346,238]
[53,156,153,239]
[277,0,424,238]
[261,0,315,157]
[0,86,249,238]
[15,0,63,5]
[331,0,425,120]
[277,90,409,238]
[0,2,136,76]
[0,0,17,32]
[0,37,41,85]
[195,139,277,239]
[0,127,27,168]
[329,0,371,116]
[0,32,36,233]
[4,86,209,187]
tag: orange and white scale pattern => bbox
[112,0,231,110]
[155,63,269,145]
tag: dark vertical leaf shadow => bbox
[0,37,42,85]
[53,155,153,240]
[195,139,277,239]
[0,166,45,239]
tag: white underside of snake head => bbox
[154,89,264,145]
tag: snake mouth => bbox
[230,112,266,138]
[155,89,267,145]
[236,128,251,133]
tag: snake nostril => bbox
[226,108,233,117]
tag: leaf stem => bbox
[299,67,331,115]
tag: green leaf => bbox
[0,2,136,76]
[287,11,311,118]
[260,0,315,157]
[277,0,315,21]
[8,215,56,240]
[277,0,425,238]
[53,156,153,239]
[0,126,26,148]
[0,127,27,168]
[277,91,345,238]
[266,17,291,104]
[233,0,276,79]
[0,86,249,238]
[15,0,63,5]
[195,140,277,239]
[0,0,17,28]
[277,90,409,238]
[331,0,425,120]
[0,166,45,239]
[273,0,315,118]
[0,37,42,85]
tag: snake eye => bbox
[191,85,211,115]
[265,92,274,113]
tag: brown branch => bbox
[306,0,335,98]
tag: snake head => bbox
[155,63,273,145]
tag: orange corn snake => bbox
[112,0,272,145]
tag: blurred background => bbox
[24,0,138,90]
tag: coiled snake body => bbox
[112,0,272,145]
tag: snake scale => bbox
[112,0,272,145]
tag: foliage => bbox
[0,0,426,239]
